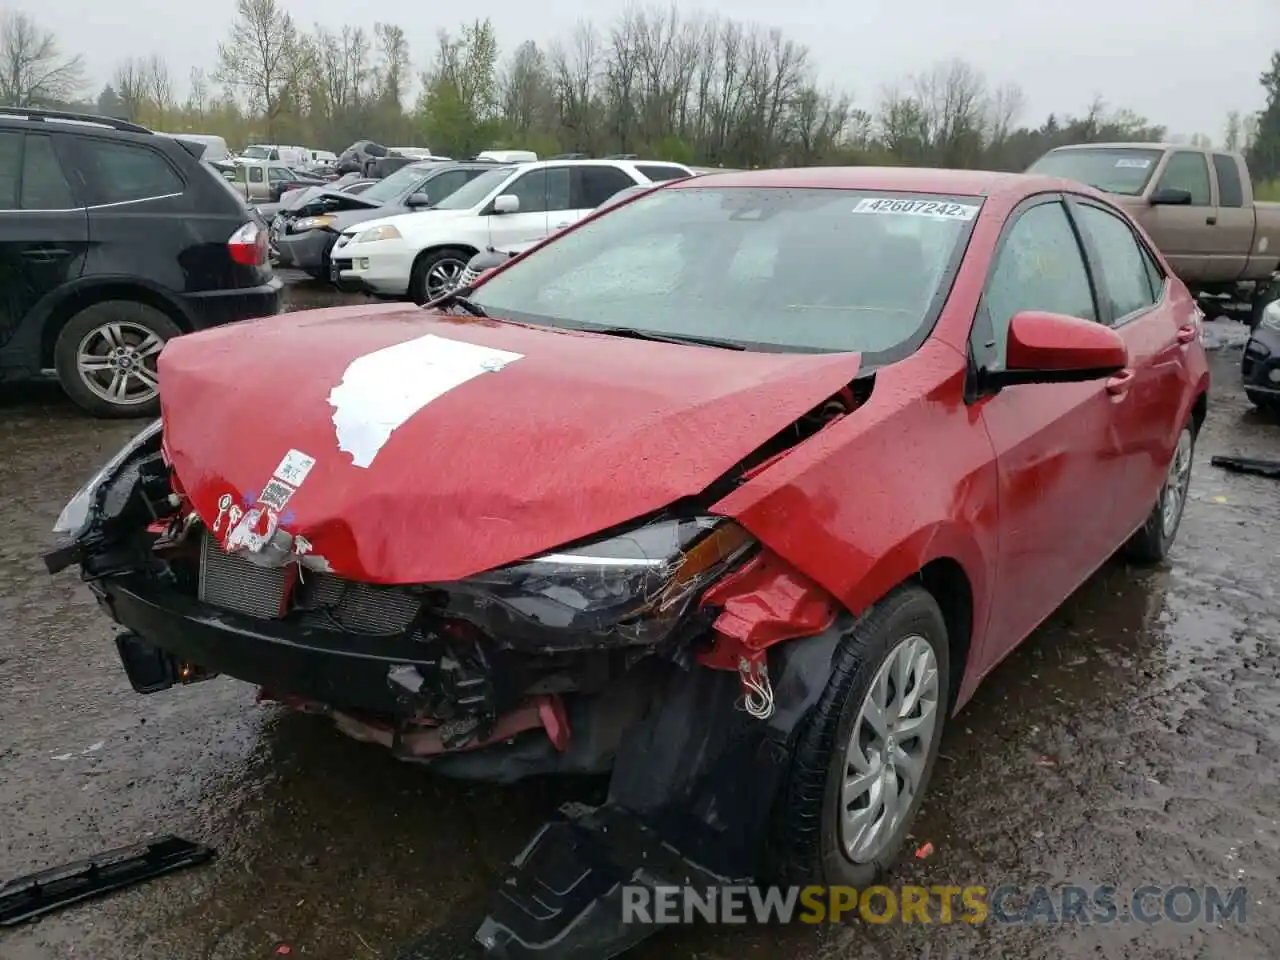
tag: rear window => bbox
[636,164,690,182]
[1027,148,1165,196]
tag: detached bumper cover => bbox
[274,229,337,270]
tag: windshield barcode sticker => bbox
[852,198,979,220]
[1114,158,1153,169]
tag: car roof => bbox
[1046,142,1177,152]
[668,166,1073,202]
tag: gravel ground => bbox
[1,288,1277,960]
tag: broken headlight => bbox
[451,516,755,650]
[53,419,163,538]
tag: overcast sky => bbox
[21,0,1280,142]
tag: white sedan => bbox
[330,159,693,302]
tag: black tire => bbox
[774,584,950,887]
[1124,418,1197,563]
[410,248,472,305]
[1247,391,1280,415]
[53,300,182,419]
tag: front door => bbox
[1067,197,1193,538]
[1134,150,1215,279]
[0,131,88,364]
[485,167,569,249]
[971,196,1128,663]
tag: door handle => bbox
[1175,324,1198,344]
[551,221,571,229]
[1205,215,1217,225]
[22,247,70,260]
[1106,369,1135,396]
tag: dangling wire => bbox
[737,656,775,720]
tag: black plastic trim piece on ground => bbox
[1210,455,1280,478]
[0,835,215,926]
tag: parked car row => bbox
[332,158,694,301]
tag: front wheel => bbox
[53,301,181,418]
[410,248,471,305]
[1124,420,1196,563]
[775,584,950,887]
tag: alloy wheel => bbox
[839,633,941,864]
[76,320,165,407]
[426,258,466,298]
[1161,427,1194,538]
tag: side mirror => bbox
[492,194,519,215]
[405,193,431,209]
[1149,187,1192,206]
[983,311,1127,389]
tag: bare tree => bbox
[112,57,149,121]
[1224,111,1242,152]
[374,22,410,106]
[549,21,601,150]
[147,54,174,123]
[985,82,1025,146]
[187,67,209,119]
[0,11,84,106]
[214,0,302,138]
[913,59,988,166]
[500,41,554,138]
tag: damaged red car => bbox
[47,167,1208,959]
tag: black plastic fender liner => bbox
[0,835,215,926]
[473,623,844,959]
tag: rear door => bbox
[0,130,88,360]
[972,195,1128,663]
[1068,196,1195,536]
[66,134,194,294]
[568,165,639,225]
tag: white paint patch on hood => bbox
[328,333,524,469]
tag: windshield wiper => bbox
[574,325,745,350]
[423,287,489,317]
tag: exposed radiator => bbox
[198,534,423,634]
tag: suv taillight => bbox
[228,221,267,266]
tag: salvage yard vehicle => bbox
[46,166,1208,958]
[272,161,500,280]
[1028,144,1280,327]
[1243,299,1280,411]
[0,107,279,418]
[332,158,694,301]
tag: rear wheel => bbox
[410,248,471,304]
[775,585,950,886]
[53,300,181,418]
[1124,420,1196,563]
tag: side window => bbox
[77,139,184,205]
[546,167,572,211]
[267,167,290,182]
[980,201,1096,368]
[576,166,636,207]
[635,164,689,182]
[418,170,467,204]
[1073,204,1158,320]
[1156,152,1211,205]
[1140,243,1165,300]
[1212,154,1244,208]
[0,131,23,209]
[249,166,264,183]
[21,135,76,209]
[503,169,548,213]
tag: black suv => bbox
[0,108,281,418]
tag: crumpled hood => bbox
[158,306,861,583]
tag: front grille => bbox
[198,534,422,634]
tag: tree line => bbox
[1,1,1277,183]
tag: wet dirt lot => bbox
[2,282,1278,960]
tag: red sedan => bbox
[48,167,1208,957]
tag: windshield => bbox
[470,186,979,357]
[359,164,433,205]
[434,167,512,210]
[242,145,272,159]
[1027,147,1164,196]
